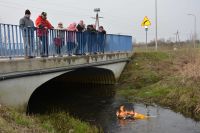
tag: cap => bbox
[25,9,31,15]
[58,22,63,25]
[99,26,104,29]
[41,12,47,16]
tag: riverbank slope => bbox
[118,49,200,120]
[0,105,100,133]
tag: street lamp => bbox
[93,8,103,30]
[188,13,197,48]
[155,0,158,51]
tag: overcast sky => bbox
[0,0,199,43]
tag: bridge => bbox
[0,23,133,111]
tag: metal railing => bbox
[0,23,133,59]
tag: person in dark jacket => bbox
[97,26,106,53]
[85,25,93,54]
[76,20,85,32]
[76,20,86,55]
[19,9,35,59]
[91,24,97,54]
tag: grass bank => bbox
[0,105,100,133]
[117,48,200,120]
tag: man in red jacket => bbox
[35,12,54,57]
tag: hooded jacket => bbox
[19,16,34,37]
[19,16,34,28]
[67,23,77,43]
[35,16,53,37]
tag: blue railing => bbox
[0,23,133,59]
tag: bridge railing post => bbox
[11,25,15,57]
[15,25,19,56]
[0,24,3,57]
[7,24,12,59]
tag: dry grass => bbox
[118,47,200,120]
[179,51,200,82]
[0,105,100,133]
[0,105,47,133]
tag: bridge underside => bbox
[27,67,116,113]
[54,67,116,84]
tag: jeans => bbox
[39,36,48,56]
[76,32,87,54]
[67,42,76,55]
[23,36,34,56]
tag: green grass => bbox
[0,106,101,133]
[0,106,46,133]
[39,112,101,133]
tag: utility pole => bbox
[155,0,158,51]
[177,30,180,45]
[188,14,197,48]
[92,8,103,30]
[174,30,180,45]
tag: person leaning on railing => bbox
[97,26,106,54]
[91,24,98,54]
[19,9,35,59]
[76,20,86,55]
[35,12,54,57]
[54,22,65,57]
[66,23,77,56]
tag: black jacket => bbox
[77,24,85,32]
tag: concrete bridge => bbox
[0,23,133,111]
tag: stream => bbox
[28,80,200,133]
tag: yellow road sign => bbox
[141,16,151,27]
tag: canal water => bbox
[28,80,200,133]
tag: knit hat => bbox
[25,9,31,15]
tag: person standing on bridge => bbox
[91,24,97,54]
[85,25,93,54]
[54,22,65,56]
[19,9,35,59]
[76,20,86,55]
[66,23,77,56]
[35,12,54,57]
[97,26,106,53]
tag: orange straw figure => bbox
[116,106,148,120]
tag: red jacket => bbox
[35,16,53,37]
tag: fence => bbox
[0,23,133,59]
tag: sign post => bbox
[141,16,151,51]
[145,26,148,50]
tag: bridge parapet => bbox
[0,52,131,81]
